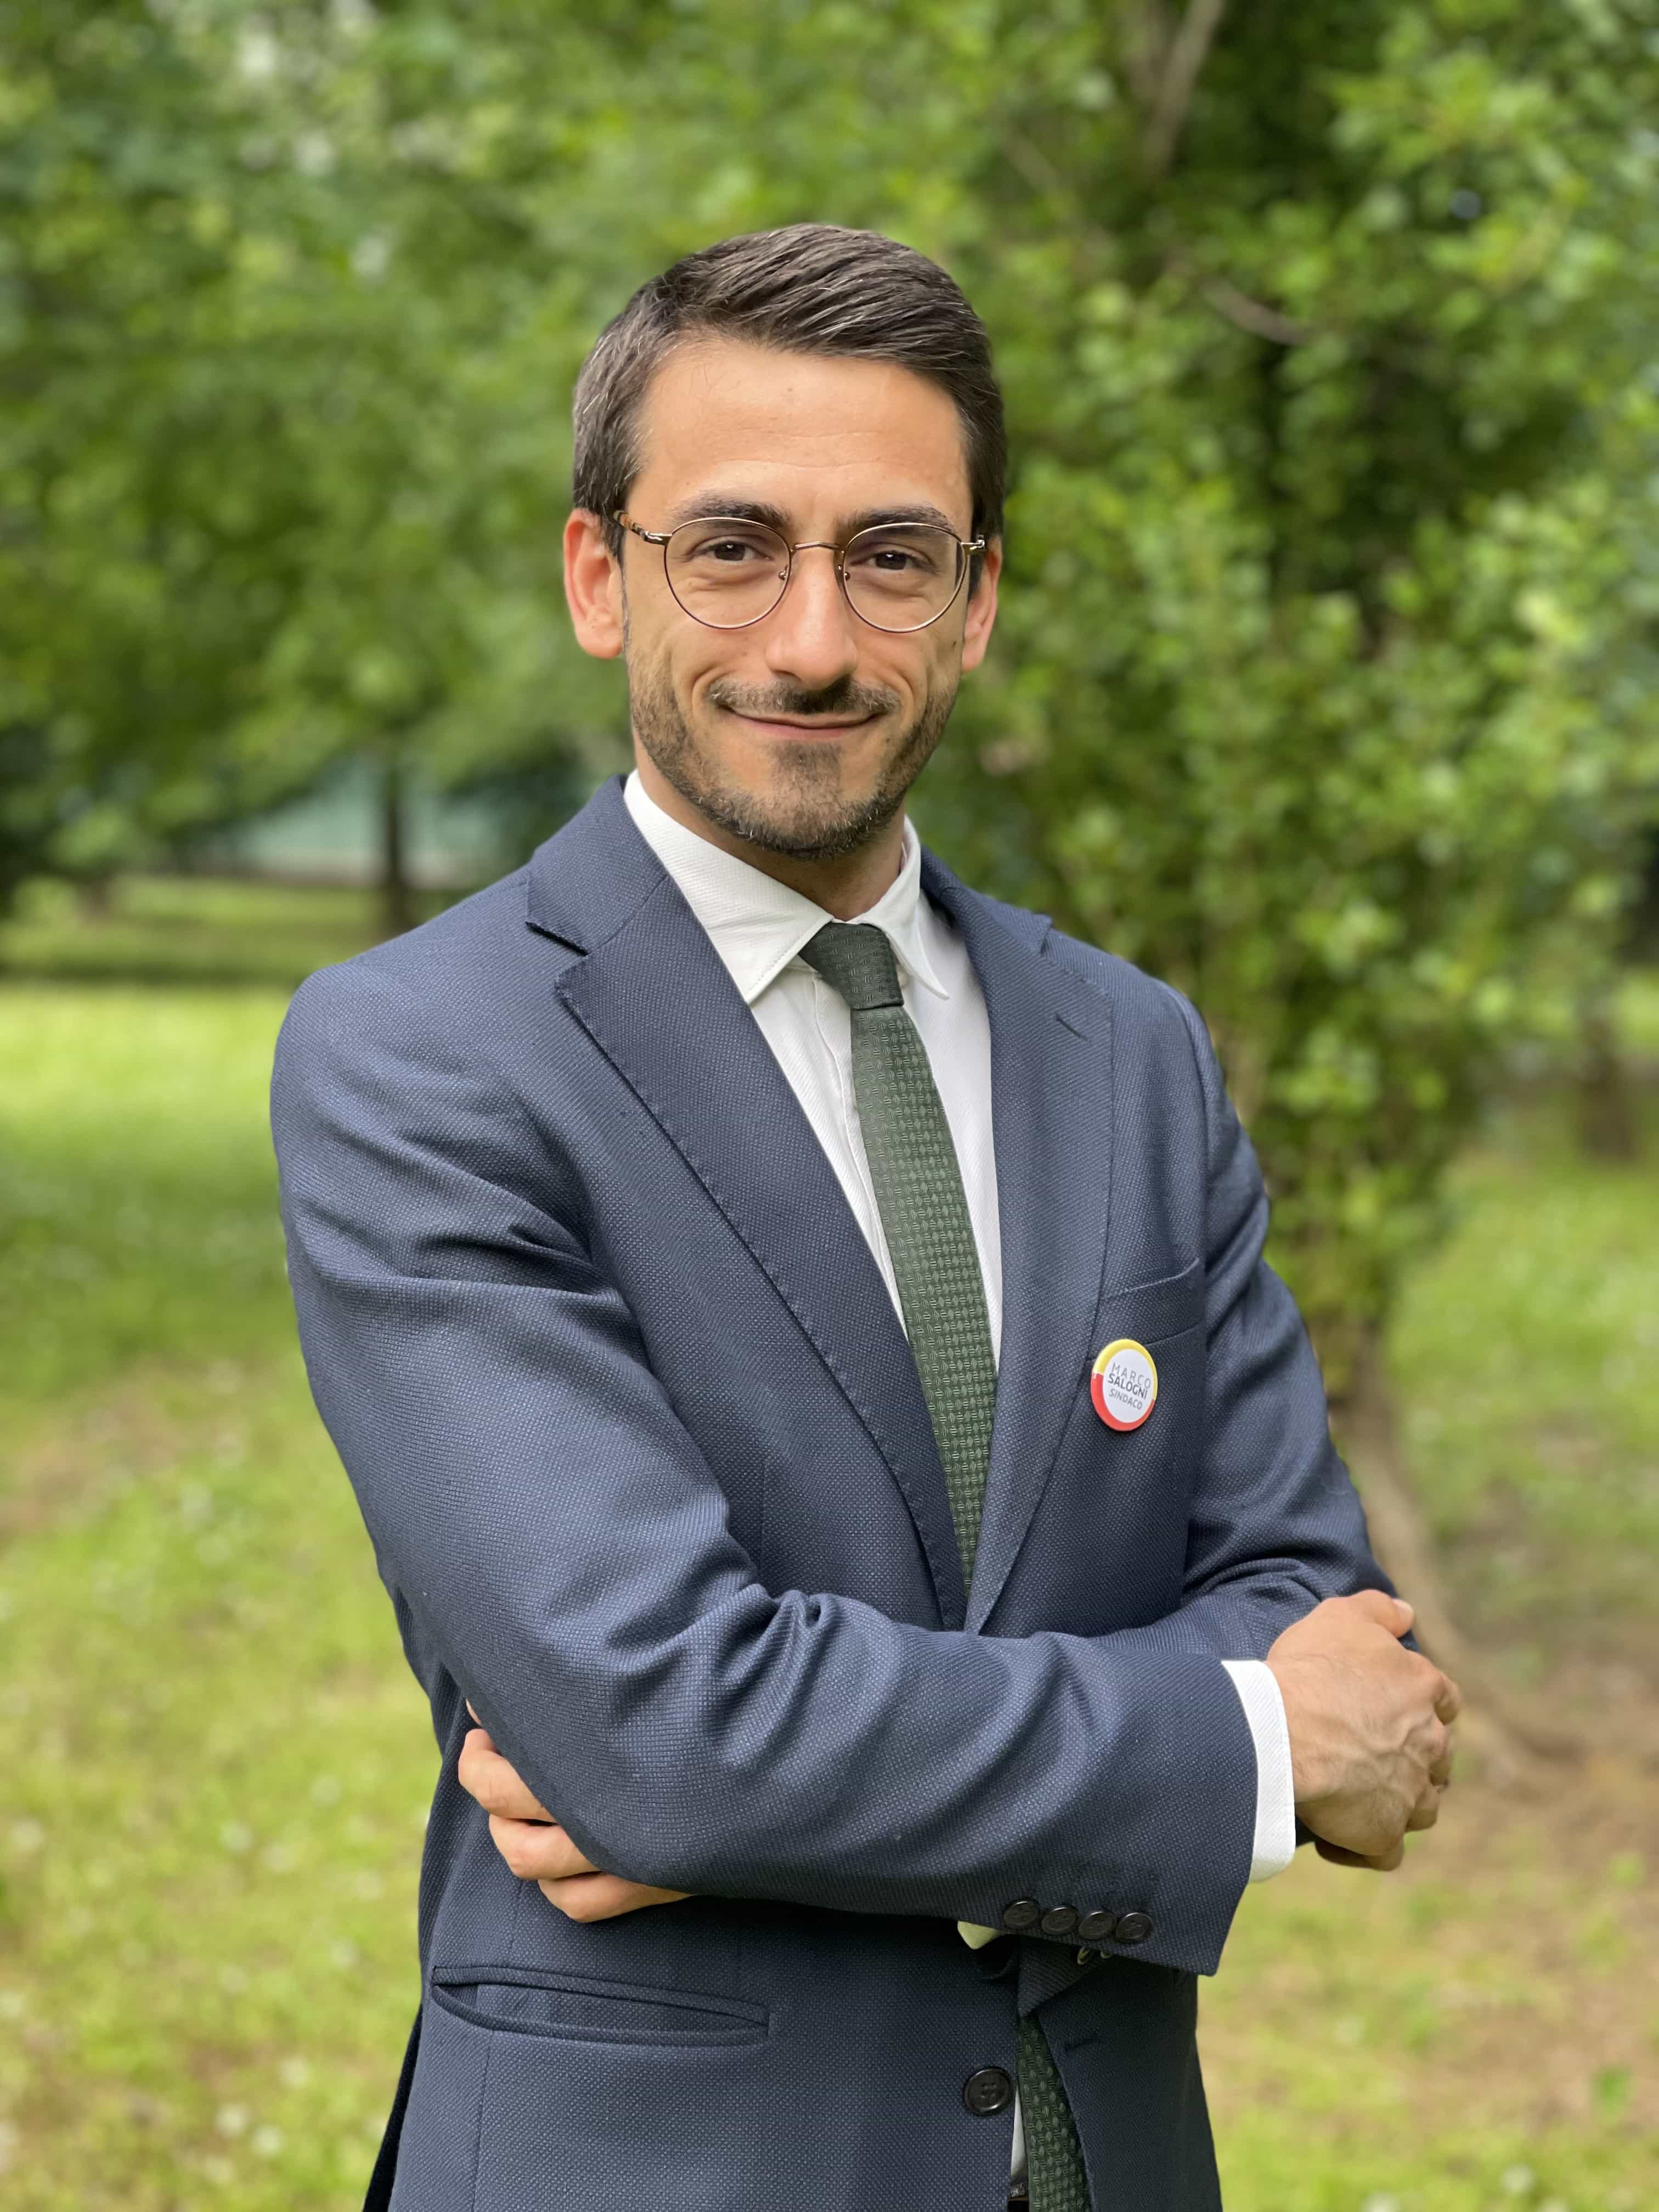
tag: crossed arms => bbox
[273,964,1456,1973]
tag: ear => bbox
[564,510,625,660]
[958,538,1002,674]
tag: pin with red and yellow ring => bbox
[1090,1339,1158,1431]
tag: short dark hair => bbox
[572,224,1006,559]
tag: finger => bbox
[1314,1837,1404,1872]
[458,1734,554,1821]
[1433,1673,1463,1724]
[537,1874,691,1923]
[1429,1733,1454,1791]
[487,1814,597,1883]
[1405,1785,1442,1832]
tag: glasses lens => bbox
[665,518,791,627]
[841,525,962,631]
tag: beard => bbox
[624,623,957,862]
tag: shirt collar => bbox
[623,769,949,1007]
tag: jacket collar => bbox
[529,777,969,1625]
[525,773,662,953]
[620,772,949,1006]
[527,777,1116,1635]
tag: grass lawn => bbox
[1,880,1655,2210]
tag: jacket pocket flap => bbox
[430,1965,769,2048]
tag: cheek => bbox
[629,619,718,706]
[862,646,935,709]
[911,640,961,710]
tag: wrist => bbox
[1265,1655,1323,1804]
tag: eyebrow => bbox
[658,493,967,538]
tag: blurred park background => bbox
[4,1,1659,2206]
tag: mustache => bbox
[705,675,900,721]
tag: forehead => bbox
[630,337,971,526]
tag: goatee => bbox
[626,659,956,862]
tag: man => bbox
[272,224,1457,2212]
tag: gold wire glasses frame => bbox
[615,512,987,634]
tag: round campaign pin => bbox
[1090,1339,1159,1432]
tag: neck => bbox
[633,752,907,920]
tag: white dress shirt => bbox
[623,771,1296,2181]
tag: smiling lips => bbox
[730,712,876,740]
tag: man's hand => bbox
[458,1721,690,1922]
[1268,1591,1459,1871]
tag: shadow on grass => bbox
[1,959,335,990]
[0,873,471,992]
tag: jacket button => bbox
[1000,1897,1041,1932]
[1114,1910,1154,1946]
[963,2066,1015,2116]
[1039,1904,1077,1938]
[1077,1909,1117,1944]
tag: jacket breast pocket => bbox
[1091,1254,1204,1354]
[428,1964,770,2050]
[1066,1256,1209,1603]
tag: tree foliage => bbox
[1,1,280,901]
[923,0,1659,1378]
[7,0,1658,1381]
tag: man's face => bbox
[565,337,1000,860]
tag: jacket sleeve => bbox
[272,961,1262,1976]
[1144,981,1391,1661]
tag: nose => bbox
[760,545,861,691]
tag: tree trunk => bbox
[1575,995,1639,1161]
[1330,1325,1578,1776]
[380,749,415,940]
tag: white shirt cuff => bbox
[1221,1658,1296,1882]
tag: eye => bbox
[845,530,952,579]
[679,526,780,566]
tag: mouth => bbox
[726,710,878,742]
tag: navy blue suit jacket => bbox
[271,776,1385,2211]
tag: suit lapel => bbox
[922,860,1116,1634]
[527,781,969,1628]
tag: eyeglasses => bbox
[615,512,986,634]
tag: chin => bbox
[730,783,904,863]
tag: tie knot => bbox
[800,922,905,1013]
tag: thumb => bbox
[1351,1588,1414,1637]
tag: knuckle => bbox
[489,1817,531,1877]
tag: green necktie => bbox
[799,922,1091,2212]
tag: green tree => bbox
[0,1,329,914]
[182,1,652,930]
[937,5,1659,1726]
[1,0,629,929]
